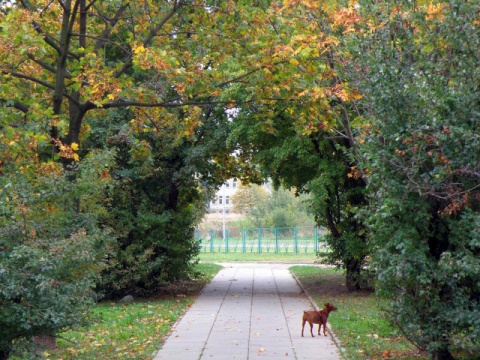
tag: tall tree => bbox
[228,0,369,290]
[0,1,286,356]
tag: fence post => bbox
[242,229,246,253]
[225,229,229,253]
[209,230,214,253]
[275,227,279,253]
[314,226,318,253]
[294,227,298,253]
[257,228,262,253]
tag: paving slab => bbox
[154,263,342,360]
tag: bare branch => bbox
[85,0,98,11]
[98,98,251,110]
[0,99,29,113]
[39,0,56,17]
[3,70,80,107]
[26,53,72,79]
[3,70,55,91]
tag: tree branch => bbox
[85,0,98,11]
[26,53,72,79]
[57,0,69,13]
[3,70,55,91]
[0,99,29,113]
[3,70,80,107]
[114,1,186,78]
[97,98,253,110]
[93,3,130,53]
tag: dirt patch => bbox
[145,279,209,301]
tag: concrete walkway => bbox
[154,263,342,360]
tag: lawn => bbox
[35,263,222,360]
[197,251,322,263]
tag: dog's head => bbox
[324,303,337,312]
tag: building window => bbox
[225,182,230,188]
[218,196,223,205]
[233,181,237,188]
[226,196,230,205]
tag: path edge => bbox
[152,264,225,358]
[289,268,347,360]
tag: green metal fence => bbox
[194,226,328,253]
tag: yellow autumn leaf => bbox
[73,153,80,162]
[133,45,146,54]
[289,58,300,66]
[71,142,79,151]
[107,93,115,100]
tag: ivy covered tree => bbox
[343,1,480,358]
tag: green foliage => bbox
[346,0,480,357]
[230,107,368,290]
[92,107,233,297]
[0,151,115,358]
[372,203,480,355]
[243,187,314,228]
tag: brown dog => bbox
[301,302,337,337]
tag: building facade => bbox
[208,179,238,214]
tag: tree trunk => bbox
[431,349,454,360]
[345,258,361,291]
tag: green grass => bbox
[290,266,427,360]
[40,263,222,360]
[197,251,323,263]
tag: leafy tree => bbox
[0,0,297,294]
[344,1,480,358]
[231,183,268,215]
[231,105,368,290]
[246,186,314,229]
[227,0,369,290]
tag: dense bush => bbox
[0,152,114,359]
[346,1,480,358]
[93,106,231,298]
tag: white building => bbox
[208,179,239,214]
